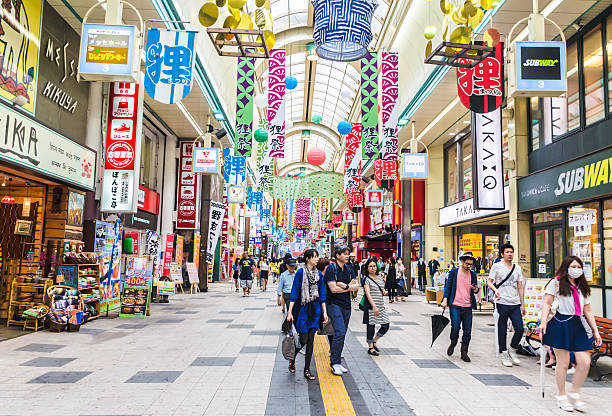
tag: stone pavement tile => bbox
[250,330,277,335]
[27,371,92,384]
[226,324,255,329]
[116,324,147,329]
[388,326,403,330]
[394,321,419,325]
[412,359,459,369]
[16,343,66,352]
[171,405,207,416]
[244,307,264,310]
[219,311,242,314]
[175,311,199,315]
[471,373,531,386]
[162,307,185,310]
[157,319,185,324]
[190,357,236,366]
[477,327,495,332]
[207,319,233,323]
[377,347,405,355]
[240,346,276,354]
[125,371,183,383]
[78,328,107,334]
[20,357,77,367]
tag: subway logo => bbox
[523,59,559,67]
[554,157,612,196]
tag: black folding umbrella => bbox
[431,308,450,347]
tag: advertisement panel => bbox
[177,142,199,228]
[365,190,383,207]
[105,82,139,170]
[193,147,219,173]
[472,107,505,210]
[510,41,567,97]
[162,233,174,277]
[401,153,428,179]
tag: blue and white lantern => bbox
[312,0,378,62]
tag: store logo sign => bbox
[553,157,612,196]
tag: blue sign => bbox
[79,24,137,79]
[144,29,197,104]
[401,153,428,179]
[514,42,567,96]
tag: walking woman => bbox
[232,258,240,292]
[286,249,328,380]
[362,258,390,356]
[539,256,602,412]
[259,256,269,292]
[385,257,398,303]
[396,257,407,302]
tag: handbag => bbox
[282,333,296,361]
[318,319,335,336]
[290,324,302,349]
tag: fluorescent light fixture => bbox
[398,119,409,127]
[449,132,456,136]
[213,111,226,121]
[176,101,205,137]
[463,120,471,124]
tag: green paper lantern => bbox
[312,114,322,124]
[254,128,268,142]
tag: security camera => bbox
[11,95,27,107]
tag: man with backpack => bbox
[486,243,526,367]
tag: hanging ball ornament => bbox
[424,25,437,40]
[254,128,268,143]
[254,94,267,108]
[307,148,326,167]
[340,89,352,99]
[285,76,298,90]
[337,121,352,135]
[312,114,322,124]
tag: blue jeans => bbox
[496,303,524,353]
[450,305,473,345]
[327,303,351,366]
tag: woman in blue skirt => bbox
[539,256,602,412]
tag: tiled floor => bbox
[1,282,610,416]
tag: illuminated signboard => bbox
[509,42,567,97]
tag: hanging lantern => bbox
[254,128,268,142]
[285,76,298,90]
[307,148,326,167]
[1,195,15,204]
[254,94,267,108]
[337,121,352,135]
[312,114,322,124]
[312,0,378,62]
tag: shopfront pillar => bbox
[424,144,452,267]
[507,97,532,277]
[347,224,353,252]
[160,135,177,236]
[401,179,412,295]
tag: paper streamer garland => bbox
[268,49,286,158]
[361,51,379,160]
[235,57,255,156]
[344,123,362,193]
[380,52,398,161]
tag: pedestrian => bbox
[317,257,330,274]
[349,254,360,301]
[417,258,427,291]
[486,243,526,367]
[384,257,398,303]
[362,258,390,356]
[396,257,407,301]
[441,252,479,362]
[324,245,359,376]
[232,258,240,292]
[277,258,297,314]
[259,256,269,292]
[539,256,602,412]
[286,249,328,380]
[239,253,256,297]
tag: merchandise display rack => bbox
[77,263,101,320]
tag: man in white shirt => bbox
[487,243,526,367]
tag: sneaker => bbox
[500,351,513,367]
[508,349,521,365]
[331,365,344,376]
[566,367,576,375]
[338,364,348,373]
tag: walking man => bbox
[324,246,359,376]
[239,253,256,297]
[486,243,525,367]
[277,258,297,314]
[441,253,479,362]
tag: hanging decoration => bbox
[294,198,311,230]
[456,42,504,113]
[374,159,398,190]
[344,123,362,194]
[347,191,363,213]
[271,172,345,201]
[306,148,326,167]
[255,126,273,192]
[254,128,268,143]
[338,121,352,135]
[254,94,267,108]
[312,114,322,124]
[235,57,255,156]
[222,148,247,185]
[361,51,379,160]
[285,76,297,90]
[312,0,378,62]
[268,49,286,158]
[380,52,398,161]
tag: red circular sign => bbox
[178,200,195,216]
[106,142,135,169]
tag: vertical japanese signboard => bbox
[361,52,379,160]
[193,232,201,271]
[162,233,174,277]
[235,57,254,156]
[206,201,226,264]
[380,52,398,161]
[268,49,286,158]
[344,123,362,193]
[177,142,199,229]
[176,235,184,274]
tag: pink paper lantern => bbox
[307,148,326,167]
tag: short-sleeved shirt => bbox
[453,268,472,307]
[259,261,269,271]
[544,278,591,316]
[324,262,354,309]
[488,262,523,306]
[240,258,255,280]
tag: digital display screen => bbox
[520,46,562,80]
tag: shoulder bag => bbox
[359,276,385,311]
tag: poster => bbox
[170,262,182,283]
[0,0,43,113]
[67,191,85,226]
[162,233,174,277]
[96,220,122,312]
[193,232,201,270]
[157,280,174,295]
[186,262,199,284]
[176,235,184,273]
[58,265,78,289]
[522,279,549,327]
[572,240,593,281]
[119,267,152,318]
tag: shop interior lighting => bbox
[213,111,226,121]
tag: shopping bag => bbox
[290,324,302,349]
[282,333,295,361]
[318,319,335,336]
[358,294,371,311]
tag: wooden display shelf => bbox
[7,279,51,329]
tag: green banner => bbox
[235,57,255,157]
[271,172,345,201]
[361,51,379,160]
[518,146,612,211]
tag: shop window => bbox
[532,210,563,224]
[567,202,601,285]
[591,287,604,316]
[583,24,605,126]
[141,136,152,188]
[567,42,580,131]
[461,136,473,200]
[607,16,612,115]
[607,289,612,318]
[445,144,458,205]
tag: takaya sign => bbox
[457,42,504,113]
[509,41,567,97]
[401,153,427,179]
[439,186,509,227]
[472,107,505,210]
[177,142,200,229]
[105,82,139,170]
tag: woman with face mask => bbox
[539,256,603,412]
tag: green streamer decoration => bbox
[361,51,379,160]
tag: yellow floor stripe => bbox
[313,334,357,416]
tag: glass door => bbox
[533,225,564,278]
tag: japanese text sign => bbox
[365,190,383,207]
[79,24,138,82]
[177,142,199,229]
[193,147,219,174]
[401,153,428,179]
[457,42,504,113]
[207,201,226,264]
[105,82,139,170]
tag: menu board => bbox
[157,280,174,295]
[522,278,549,328]
[119,267,152,318]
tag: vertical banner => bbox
[162,233,174,277]
[105,82,139,170]
[176,235,184,274]
[457,42,504,113]
[207,201,227,264]
[268,49,286,158]
[193,232,201,271]
[344,123,362,193]
[255,140,272,192]
[380,52,399,161]
[235,57,255,156]
[177,141,199,228]
[374,159,398,190]
[472,107,505,210]
[361,51,379,160]
[144,29,197,104]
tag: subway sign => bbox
[518,147,612,211]
[509,41,567,97]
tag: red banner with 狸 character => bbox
[456,42,504,113]
[374,159,398,190]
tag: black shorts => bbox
[260,270,269,280]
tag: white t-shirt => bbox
[259,261,269,271]
[544,278,590,316]
[488,262,523,306]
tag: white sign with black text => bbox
[472,108,505,210]
[439,186,509,227]
[101,170,135,212]
[206,201,226,264]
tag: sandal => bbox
[304,369,316,380]
[372,342,380,352]
[568,392,587,412]
[368,348,379,356]
[555,395,574,412]
[288,361,295,373]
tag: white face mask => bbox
[568,267,583,279]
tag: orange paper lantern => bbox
[307,148,326,167]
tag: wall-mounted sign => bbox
[192,147,219,174]
[177,142,200,229]
[228,185,244,203]
[78,24,140,82]
[162,233,174,277]
[365,190,383,207]
[383,212,392,224]
[439,186,509,226]
[137,185,159,215]
[0,102,96,190]
[472,107,505,210]
[343,211,356,223]
[105,82,139,170]
[509,41,567,97]
[401,153,428,179]
[101,170,135,212]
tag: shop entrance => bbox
[532,224,564,279]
